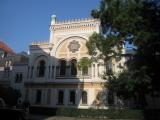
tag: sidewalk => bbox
[28,115,102,120]
[27,114,140,120]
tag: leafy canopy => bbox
[87,0,160,102]
[77,57,92,70]
[88,0,157,61]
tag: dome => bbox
[51,15,56,19]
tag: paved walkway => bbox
[27,114,139,120]
[28,115,101,120]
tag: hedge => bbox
[30,107,144,119]
[56,108,144,119]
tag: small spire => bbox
[51,14,56,25]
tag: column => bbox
[27,66,30,79]
[95,63,98,78]
[50,65,52,80]
[51,66,55,80]
[64,89,68,106]
[48,66,51,79]
[42,89,46,105]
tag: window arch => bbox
[37,60,46,77]
[82,91,87,104]
[69,90,76,105]
[35,89,42,104]
[82,67,88,75]
[78,57,90,76]
[60,59,66,76]
[71,59,77,76]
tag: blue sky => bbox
[0,0,99,53]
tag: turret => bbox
[49,15,56,43]
[51,15,56,25]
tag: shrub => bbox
[30,107,144,119]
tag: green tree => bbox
[107,67,151,107]
[88,0,146,61]
[77,57,92,70]
[87,0,160,108]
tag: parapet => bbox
[30,41,53,51]
[31,41,49,45]
[50,17,100,32]
[55,18,98,24]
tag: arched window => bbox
[37,60,46,77]
[69,90,76,105]
[71,59,77,76]
[35,90,42,104]
[60,59,66,76]
[82,91,87,104]
[58,90,64,105]
[78,57,90,76]
[82,67,88,75]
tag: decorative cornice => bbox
[50,18,100,32]
[30,41,54,51]
[31,41,49,45]
[55,18,98,24]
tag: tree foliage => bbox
[90,0,160,59]
[86,32,122,62]
[107,67,151,99]
[77,57,92,70]
[88,0,160,107]
[88,0,152,63]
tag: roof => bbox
[0,41,15,55]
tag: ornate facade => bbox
[25,16,108,108]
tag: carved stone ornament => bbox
[68,40,80,53]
